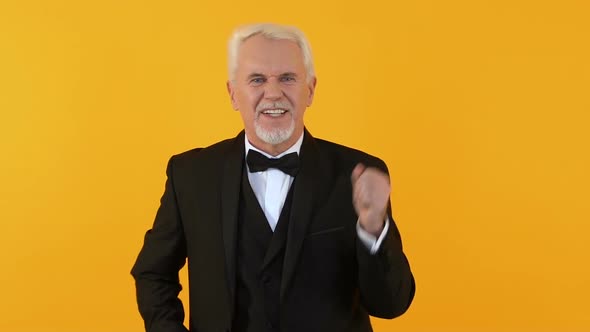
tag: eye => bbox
[249,77,266,85]
[280,76,296,82]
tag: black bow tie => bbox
[246,150,300,176]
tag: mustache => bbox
[255,101,292,113]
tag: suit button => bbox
[262,274,271,284]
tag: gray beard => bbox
[254,118,295,145]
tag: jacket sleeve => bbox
[131,156,189,332]
[355,159,416,319]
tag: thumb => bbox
[351,163,366,184]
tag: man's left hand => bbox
[351,163,390,237]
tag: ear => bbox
[227,80,238,110]
[306,76,317,107]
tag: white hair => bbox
[227,23,315,83]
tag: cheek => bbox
[234,89,251,110]
[243,91,264,109]
[290,88,310,108]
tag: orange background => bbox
[1,1,589,331]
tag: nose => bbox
[263,78,283,100]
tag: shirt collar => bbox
[244,132,304,159]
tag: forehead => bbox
[236,34,306,76]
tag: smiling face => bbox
[227,34,317,155]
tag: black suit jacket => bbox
[131,130,415,332]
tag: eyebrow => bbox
[279,72,298,78]
[247,73,265,79]
[246,72,299,80]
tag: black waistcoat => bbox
[232,168,295,332]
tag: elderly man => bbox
[131,23,415,332]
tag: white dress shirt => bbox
[244,133,389,254]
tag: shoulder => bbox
[167,133,243,173]
[312,137,389,174]
[173,136,234,161]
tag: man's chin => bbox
[255,126,294,146]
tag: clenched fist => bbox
[351,163,390,237]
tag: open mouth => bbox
[260,109,289,117]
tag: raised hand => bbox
[351,163,390,236]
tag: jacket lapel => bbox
[280,130,330,301]
[220,131,245,318]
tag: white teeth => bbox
[262,109,286,114]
